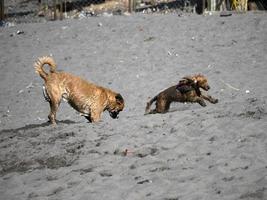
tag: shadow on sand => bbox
[0,120,76,135]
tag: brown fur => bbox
[145,74,218,114]
[34,56,124,124]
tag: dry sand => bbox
[0,12,267,200]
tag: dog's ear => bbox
[115,94,124,104]
[182,76,197,85]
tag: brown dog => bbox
[34,56,124,124]
[145,74,218,114]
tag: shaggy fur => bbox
[35,56,124,124]
[145,74,218,114]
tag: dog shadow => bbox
[0,120,76,135]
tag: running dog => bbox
[145,74,218,114]
[34,56,124,124]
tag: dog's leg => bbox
[163,101,171,113]
[145,102,152,115]
[48,101,60,124]
[201,94,218,104]
[42,85,51,102]
[48,100,61,124]
[47,91,61,124]
[84,115,92,123]
[145,96,158,115]
[90,109,101,122]
[155,100,170,113]
[146,109,157,114]
[191,96,207,107]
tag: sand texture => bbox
[0,12,267,200]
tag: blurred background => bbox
[1,0,267,23]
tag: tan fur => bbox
[145,74,218,114]
[35,56,124,124]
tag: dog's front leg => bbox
[191,96,207,107]
[201,94,218,104]
[84,115,92,123]
[90,109,101,122]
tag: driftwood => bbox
[220,79,240,91]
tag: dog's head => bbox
[183,74,210,91]
[108,93,125,119]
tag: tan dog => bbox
[145,74,218,114]
[34,56,124,124]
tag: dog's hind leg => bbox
[47,89,61,124]
[146,109,158,114]
[145,102,152,115]
[155,99,170,113]
[42,85,51,102]
[145,96,158,115]
[48,100,60,124]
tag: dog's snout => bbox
[207,85,210,90]
[110,111,119,119]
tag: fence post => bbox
[0,0,4,21]
[128,0,133,13]
[59,0,63,20]
[53,0,57,20]
[133,0,136,11]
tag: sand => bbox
[0,12,267,200]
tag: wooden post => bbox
[132,0,136,11]
[64,0,67,18]
[53,0,57,20]
[0,0,4,21]
[59,0,63,20]
[128,0,133,13]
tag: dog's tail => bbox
[34,56,57,81]
[145,95,157,115]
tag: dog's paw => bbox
[144,108,150,115]
[200,102,207,107]
[213,99,219,104]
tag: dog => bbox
[145,74,218,114]
[34,56,124,124]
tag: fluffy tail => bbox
[145,95,157,115]
[34,56,57,81]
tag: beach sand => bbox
[0,12,267,200]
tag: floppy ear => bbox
[182,76,197,85]
[115,94,124,104]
